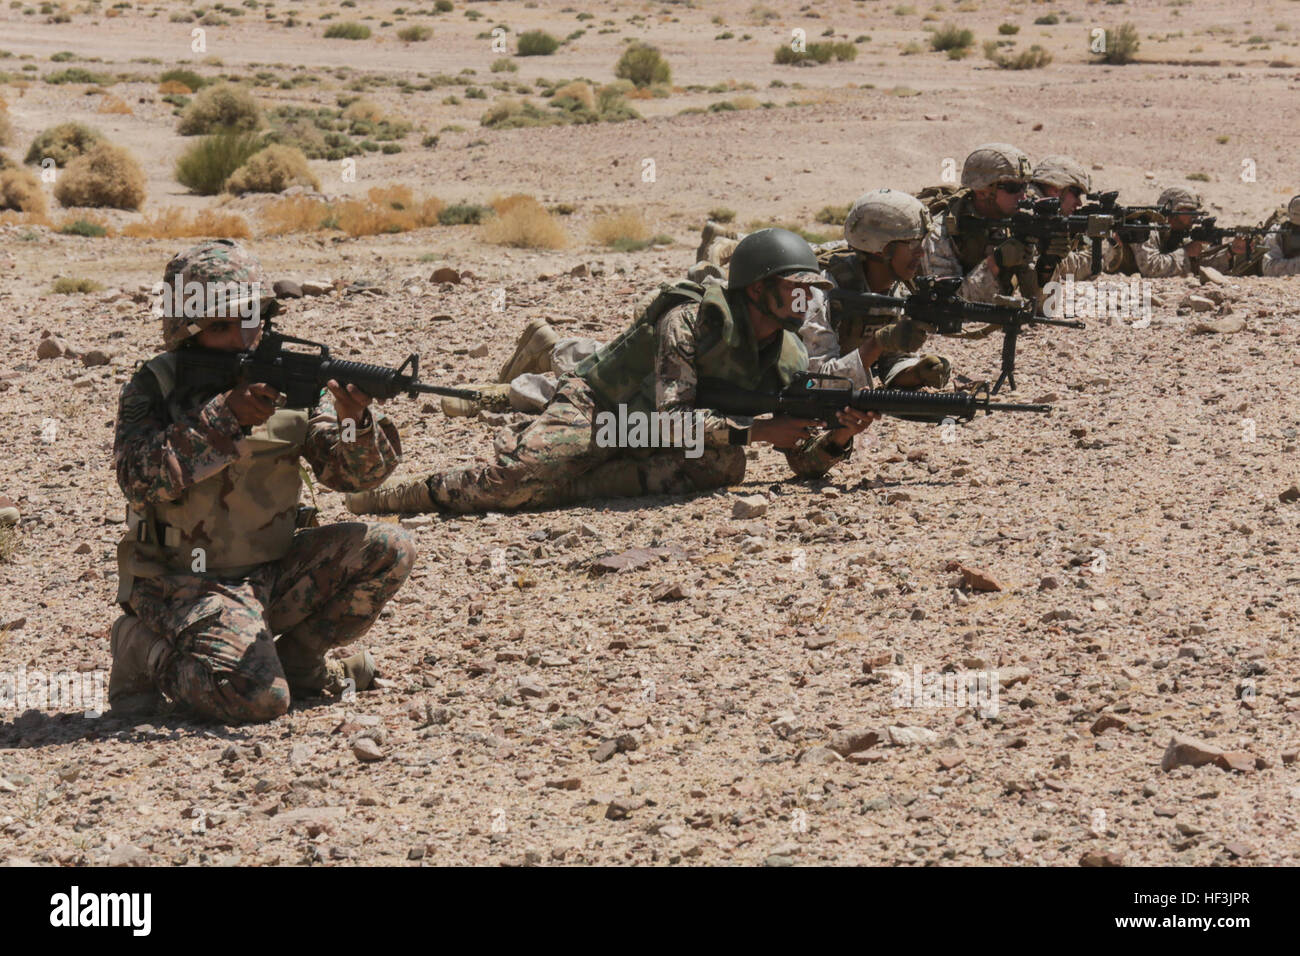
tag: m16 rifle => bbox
[824,274,1084,394]
[176,318,480,412]
[696,372,1051,428]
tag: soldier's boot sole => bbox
[109,615,168,716]
[498,319,560,383]
[441,383,512,417]
[346,478,436,515]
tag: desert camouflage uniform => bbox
[114,358,414,723]
[423,294,850,514]
[1132,230,1236,277]
[922,193,1011,303]
[1261,227,1300,276]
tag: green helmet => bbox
[726,228,830,291]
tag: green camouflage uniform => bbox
[423,283,851,514]
[113,240,414,723]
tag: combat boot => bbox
[346,478,436,515]
[109,615,170,716]
[441,382,512,417]
[288,649,377,698]
[0,495,18,527]
[695,219,737,263]
[498,319,560,382]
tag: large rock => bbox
[37,336,68,360]
[1160,734,1223,772]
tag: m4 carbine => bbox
[696,372,1051,429]
[177,318,480,412]
[824,274,1084,394]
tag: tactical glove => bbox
[913,354,951,388]
[993,238,1029,269]
[872,318,932,353]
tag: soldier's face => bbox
[196,318,262,351]
[1168,212,1196,230]
[992,181,1027,216]
[887,239,925,281]
[1042,184,1083,216]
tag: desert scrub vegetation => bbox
[708,206,736,224]
[588,209,672,251]
[437,203,492,225]
[25,122,104,167]
[482,193,567,249]
[178,83,261,135]
[159,68,209,93]
[0,104,12,148]
[984,41,1053,69]
[175,129,262,195]
[998,23,1020,35]
[491,58,518,72]
[224,144,319,195]
[1097,22,1140,64]
[615,43,670,86]
[773,41,857,65]
[44,67,112,86]
[51,277,105,294]
[0,165,46,216]
[815,204,850,225]
[324,22,371,40]
[121,207,251,239]
[517,30,560,56]
[54,143,146,210]
[57,216,110,237]
[930,23,974,53]
[481,87,639,129]
[260,186,442,238]
[397,25,432,42]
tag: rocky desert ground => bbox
[1,0,1299,869]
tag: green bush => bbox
[224,144,319,194]
[175,129,263,195]
[438,202,491,225]
[614,42,670,86]
[435,0,452,10]
[397,25,431,41]
[931,23,974,52]
[160,67,207,90]
[708,206,736,223]
[324,22,370,39]
[178,83,261,135]
[44,67,112,85]
[52,277,105,294]
[517,30,559,55]
[998,23,1019,35]
[1100,22,1140,64]
[491,57,517,72]
[25,122,104,167]
[1033,14,1059,25]
[59,218,107,237]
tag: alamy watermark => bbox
[1,666,106,718]
[891,665,1000,716]
[593,404,705,459]
[151,277,264,326]
[1042,275,1152,326]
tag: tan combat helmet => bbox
[1288,195,1300,226]
[1157,186,1202,214]
[960,143,1032,190]
[159,239,274,350]
[843,188,932,254]
[1031,155,1091,193]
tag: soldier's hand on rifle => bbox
[828,407,879,447]
[990,238,1029,275]
[226,383,281,426]
[327,379,373,429]
[873,318,931,353]
[750,415,823,449]
[1043,235,1072,260]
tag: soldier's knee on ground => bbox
[236,675,291,722]
[366,523,417,581]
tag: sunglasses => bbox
[1065,186,1085,199]
[995,181,1027,194]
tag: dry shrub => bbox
[482,195,568,249]
[54,143,146,210]
[0,165,47,215]
[97,94,132,115]
[158,79,192,95]
[0,209,52,228]
[225,144,319,194]
[342,98,387,124]
[178,83,261,135]
[25,122,104,167]
[121,206,251,239]
[589,208,649,246]
[0,107,12,148]
[491,192,542,216]
[260,195,332,235]
[552,81,595,111]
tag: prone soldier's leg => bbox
[129,574,289,723]
[265,522,416,691]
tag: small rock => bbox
[468,343,490,358]
[1038,575,1060,590]
[803,634,835,651]
[1191,316,1246,334]
[1279,486,1300,504]
[796,746,844,766]
[273,279,303,298]
[947,562,1003,592]
[300,280,332,296]
[887,726,938,747]
[81,349,111,367]
[546,777,581,790]
[828,728,882,756]
[37,336,68,360]
[732,495,768,520]
[351,738,385,763]
[516,676,547,699]
[430,267,462,285]
[108,845,150,867]
[764,854,796,867]
[605,795,645,820]
[1079,850,1124,867]
[1213,751,1255,774]
[1091,714,1127,735]
[592,740,619,762]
